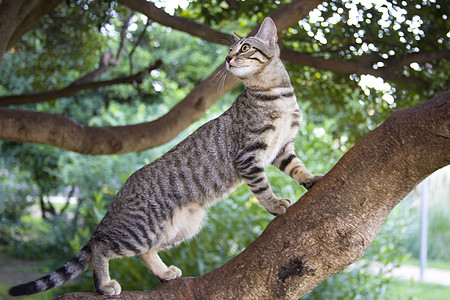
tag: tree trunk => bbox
[0,0,63,66]
[55,91,449,299]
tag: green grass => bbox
[389,279,450,300]
[403,258,450,271]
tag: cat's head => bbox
[226,17,280,79]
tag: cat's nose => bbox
[226,55,232,63]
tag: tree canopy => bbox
[1,0,448,153]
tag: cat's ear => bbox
[233,32,242,42]
[255,17,278,45]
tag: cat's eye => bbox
[240,44,250,52]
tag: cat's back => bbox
[119,112,239,207]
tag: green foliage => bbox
[182,0,285,26]
[0,163,39,244]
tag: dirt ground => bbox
[0,252,43,290]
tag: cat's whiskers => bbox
[211,64,231,96]
[220,69,239,96]
[220,34,237,46]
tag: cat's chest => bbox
[261,104,302,164]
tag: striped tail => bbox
[8,244,91,296]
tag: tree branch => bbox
[117,0,326,45]
[382,49,450,71]
[5,0,64,50]
[69,12,134,87]
[56,91,450,299]
[281,47,450,87]
[129,18,150,75]
[0,0,64,66]
[117,0,233,45]
[0,60,162,106]
[1,10,138,106]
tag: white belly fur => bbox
[157,203,207,250]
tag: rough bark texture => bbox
[56,92,449,299]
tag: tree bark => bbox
[0,0,63,66]
[56,91,449,299]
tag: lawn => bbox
[388,279,450,300]
[403,258,450,271]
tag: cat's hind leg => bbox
[140,250,182,282]
[140,204,205,281]
[91,245,121,295]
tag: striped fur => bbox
[9,17,322,296]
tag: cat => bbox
[9,17,323,296]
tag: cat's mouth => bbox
[226,63,248,70]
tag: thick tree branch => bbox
[384,49,450,69]
[57,91,450,299]
[117,0,233,45]
[0,61,162,106]
[117,0,326,45]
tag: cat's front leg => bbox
[272,143,323,189]
[140,250,182,282]
[236,163,291,215]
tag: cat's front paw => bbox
[158,265,182,283]
[267,198,292,216]
[301,174,324,190]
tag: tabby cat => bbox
[9,17,322,296]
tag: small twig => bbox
[0,60,162,106]
[129,18,150,76]
[112,11,136,65]
[59,185,75,215]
